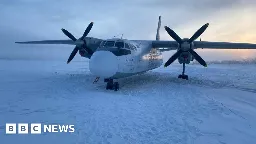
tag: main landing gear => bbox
[178,63,188,80]
[105,79,119,91]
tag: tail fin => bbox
[156,16,161,40]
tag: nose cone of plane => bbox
[89,51,118,78]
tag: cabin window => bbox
[115,42,124,48]
[105,41,115,47]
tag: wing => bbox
[194,41,256,49]
[151,40,178,51]
[151,40,256,51]
[15,40,75,45]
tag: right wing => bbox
[152,40,178,52]
[15,40,75,45]
[194,41,256,49]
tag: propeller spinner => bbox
[61,22,94,64]
[164,23,209,67]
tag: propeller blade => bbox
[81,22,94,40]
[164,50,183,67]
[164,26,183,44]
[188,49,207,67]
[67,46,79,64]
[61,28,77,42]
[188,23,209,43]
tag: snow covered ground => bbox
[0,59,256,144]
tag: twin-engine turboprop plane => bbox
[16,16,256,91]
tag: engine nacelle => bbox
[180,38,194,51]
[79,49,91,58]
[178,52,192,64]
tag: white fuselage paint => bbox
[114,49,162,78]
[89,39,163,79]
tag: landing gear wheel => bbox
[178,75,188,80]
[183,75,188,80]
[178,63,188,80]
[114,82,119,91]
[106,79,114,90]
[105,79,119,91]
[106,83,112,90]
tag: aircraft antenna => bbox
[113,33,123,39]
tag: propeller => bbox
[61,22,94,64]
[164,23,209,67]
[188,23,209,43]
[164,50,182,67]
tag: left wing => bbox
[15,40,75,45]
[194,41,256,49]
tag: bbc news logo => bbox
[5,123,75,134]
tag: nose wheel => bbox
[178,63,188,80]
[178,74,188,80]
[105,79,119,91]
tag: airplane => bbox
[16,16,256,91]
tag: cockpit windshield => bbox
[104,41,115,47]
[115,42,124,48]
[98,39,136,56]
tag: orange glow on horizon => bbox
[197,49,256,60]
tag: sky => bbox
[0,0,256,61]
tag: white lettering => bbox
[58,125,68,132]
[43,125,51,132]
[69,125,75,132]
[51,125,58,132]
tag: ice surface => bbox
[0,59,256,144]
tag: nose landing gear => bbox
[105,79,119,91]
[178,63,188,80]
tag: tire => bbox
[114,82,119,91]
[116,83,119,90]
[106,83,112,90]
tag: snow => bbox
[0,59,256,144]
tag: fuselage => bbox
[86,38,163,79]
